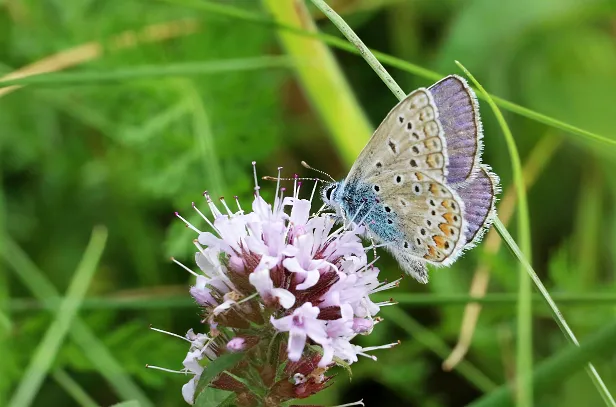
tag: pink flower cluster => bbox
[169,164,398,406]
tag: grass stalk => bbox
[0,57,292,88]
[261,0,372,163]
[383,308,497,393]
[159,0,616,148]
[10,291,616,311]
[455,61,533,407]
[306,0,614,404]
[468,319,616,407]
[52,370,100,407]
[1,237,154,407]
[8,227,108,407]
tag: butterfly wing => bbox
[363,168,467,283]
[342,88,467,282]
[429,75,483,185]
[346,88,449,184]
[456,164,500,247]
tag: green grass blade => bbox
[160,0,616,148]
[110,402,141,407]
[493,218,616,406]
[52,370,99,407]
[183,82,224,194]
[468,319,616,407]
[11,291,616,311]
[261,0,373,163]
[8,226,108,407]
[455,61,533,407]
[383,307,497,392]
[306,0,615,405]
[0,57,292,87]
[1,237,155,407]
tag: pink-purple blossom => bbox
[151,164,399,405]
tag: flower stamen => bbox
[145,364,190,375]
[175,212,202,234]
[171,257,200,278]
[252,161,260,196]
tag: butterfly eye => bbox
[325,185,336,200]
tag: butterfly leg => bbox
[365,229,378,260]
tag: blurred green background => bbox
[2,0,616,406]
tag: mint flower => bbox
[149,163,399,406]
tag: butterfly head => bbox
[320,180,344,215]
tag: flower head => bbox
[152,164,399,405]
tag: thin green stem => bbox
[0,57,292,87]
[307,0,614,405]
[383,308,497,393]
[494,218,615,406]
[52,370,99,407]
[455,61,533,407]
[9,291,616,311]
[9,227,108,407]
[262,0,373,163]
[469,319,616,407]
[1,236,154,407]
[159,0,616,148]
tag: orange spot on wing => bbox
[433,235,447,249]
[424,245,437,260]
[439,223,457,237]
[426,154,437,168]
[443,212,455,223]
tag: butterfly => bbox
[320,75,500,283]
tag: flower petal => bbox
[282,257,305,274]
[271,288,296,309]
[296,269,320,290]
[182,376,198,405]
[287,330,307,361]
[248,268,274,294]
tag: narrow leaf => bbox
[195,352,245,396]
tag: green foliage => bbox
[195,388,236,407]
[2,0,616,406]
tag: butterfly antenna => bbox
[301,161,336,182]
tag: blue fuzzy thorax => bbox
[330,179,403,244]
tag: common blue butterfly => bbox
[320,75,500,283]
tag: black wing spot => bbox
[388,139,397,154]
[387,219,393,224]
[420,228,426,235]
[453,215,458,222]
[429,199,436,206]
[412,146,420,154]
[385,206,391,213]
[374,185,380,192]
[444,241,450,249]
[414,185,420,193]
[400,199,408,207]
[406,122,413,130]
[426,220,432,226]
[410,159,417,167]
[376,161,382,168]
[431,210,436,216]
[412,132,420,140]
[416,238,422,245]
[451,202,457,210]
[403,241,409,249]
[398,116,404,123]
[396,175,402,184]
